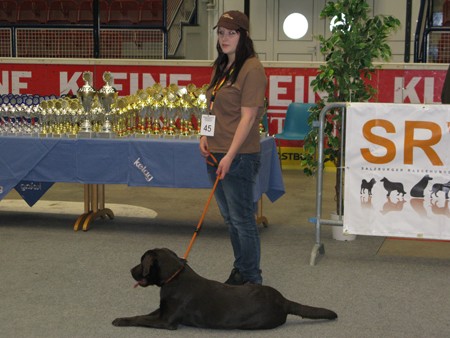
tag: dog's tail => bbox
[287,300,337,320]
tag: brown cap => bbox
[214,10,249,31]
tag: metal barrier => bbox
[5,27,165,59]
[0,0,196,59]
[309,103,347,266]
[422,28,450,63]
[166,0,196,55]
[0,28,12,57]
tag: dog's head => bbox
[131,248,185,288]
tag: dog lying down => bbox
[112,248,337,330]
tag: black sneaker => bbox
[243,269,263,285]
[224,268,244,285]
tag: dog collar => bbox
[160,259,186,286]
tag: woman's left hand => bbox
[199,136,210,158]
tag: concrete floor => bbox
[1,170,450,337]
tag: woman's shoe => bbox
[224,268,244,285]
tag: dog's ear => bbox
[142,252,156,277]
[153,248,185,282]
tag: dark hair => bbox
[209,28,256,89]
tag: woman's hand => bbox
[199,136,209,157]
[216,154,233,180]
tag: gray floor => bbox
[1,170,449,338]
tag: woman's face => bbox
[217,27,240,57]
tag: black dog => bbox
[360,178,376,195]
[410,175,433,198]
[112,248,337,330]
[380,177,407,197]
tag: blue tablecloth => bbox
[0,136,285,204]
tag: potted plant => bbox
[300,0,400,218]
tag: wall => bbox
[182,0,423,63]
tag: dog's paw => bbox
[112,317,132,326]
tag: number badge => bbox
[200,114,216,136]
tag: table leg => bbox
[256,196,269,227]
[73,184,114,231]
[73,184,92,231]
[98,184,105,209]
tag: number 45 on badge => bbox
[200,114,216,136]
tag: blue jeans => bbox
[207,152,262,284]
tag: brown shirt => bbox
[206,57,267,153]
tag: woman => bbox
[199,10,267,285]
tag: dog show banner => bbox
[344,103,450,240]
[1,60,449,140]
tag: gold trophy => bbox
[68,99,80,137]
[53,99,65,137]
[97,71,117,138]
[178,88,193,139]
[149,84,164,138]
[38,100,50,137]
[135,89,149,138]
[45,99,56,136]
[113,97,128,137]
[193,84,208,138]
[163,84,179,138]
[77,71,96,138]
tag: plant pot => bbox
[330,212,356,241]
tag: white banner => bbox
[344,103,450,239]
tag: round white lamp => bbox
[283,13,309,39]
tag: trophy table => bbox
[73,71,114,231]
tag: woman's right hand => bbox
[199,136,209,157]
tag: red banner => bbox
[0,61,448,139]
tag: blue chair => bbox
[275,102,316,166]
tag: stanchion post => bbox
[310,103,347,266]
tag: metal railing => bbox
[414,0,450,63]
[166,0,196,56]
[309,103,347,266]
[0,0,196,59]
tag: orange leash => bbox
[183,153,220,260]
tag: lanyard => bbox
[209,66,234,111]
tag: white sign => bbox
[200,114,216,137]
[344,103,450,240]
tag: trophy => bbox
[114,97,128,137]
[68,99,80,137]
[163,84,179,138]
[53,99,65,137]
[178,89,193,139]
[193,84,208,137]
[135,89,149,138]
[37,100,49,137]
[97,71,117,138]
[77,71,96,138]
[149,84,164,138]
